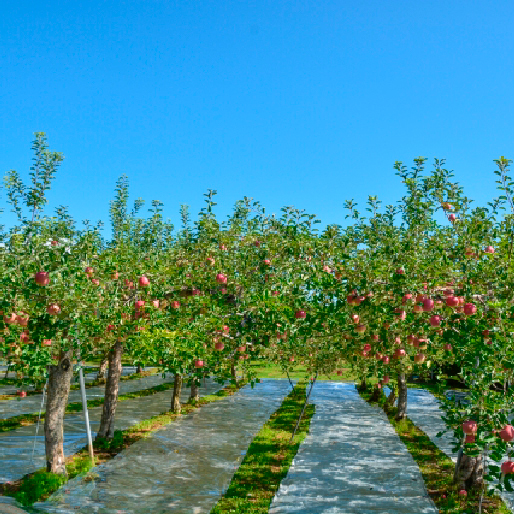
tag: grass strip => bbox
[0,377,177,433]
[209,380,315,514]
[358,383,511,514]
[0,378,249,508]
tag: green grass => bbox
[210,380,315,514]
[358,383,511,514]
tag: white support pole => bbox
[76,348,95,466]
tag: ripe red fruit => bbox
[350,313,359,323]
[414,353,426,364]
[42,339,52,346]
[16,313,29,326]
[446,296,459,307]
[47,304,61,315]
[502,461,514,475]
[295,310,306,319]
[500,425,514,442]
[444,343,452,351]
[223,325,229,332]
[396,267,405,274]
[107,324,116,332]
[91,278,100,286]
[463,420,477,435]
[216,273,228,284]
[85,266,94,276]
[393,348,406,359]
[135,300,145,309]
[264,259,271,265]
[3,312,17,324]
[448,213,456,222]
[111,271,119,279]
[206,257,215,266]
[139,276,150,287]
[429,315,442,326]
[171,301,180,308]
[289,357,295,362]
[51,240,58,247]
[382,376,390,384]
[254,240,260,247]
[152,300,160,309]
[194,360,204,368]
[35,271,50,286]
[423,299,435,312]
[382,355,390,365]
[20,331,30,343]
[17,391,27,397]
[484,246,495,254]
[464,303,477,315]
[458,489,467,496]
[363,343,371,351]
[375,353,383,360]
[214,342,224,350]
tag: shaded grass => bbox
[358,384,511,514]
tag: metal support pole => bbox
[76,349,95,466]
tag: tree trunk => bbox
[189,377,200,403]
[395,372,407,420]
[136,364,142,374]
[454,452,484,492]
[231,361,237,383]
[4,363,10,379]
[44,350,74,474]
[96,341,123,439]
[96,355,108,381]
[172,373,182,414]
[370,385,382,402]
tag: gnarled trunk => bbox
[44,349,74,474]
[96,354,108,381]
[189,377,199,403]
[136,364,142,374]
[231,361,237,383]
[172,373,182,414]
[96,341,123,439]
[395,372,407,420]
[454,452,484,492]
[384,385,396,413]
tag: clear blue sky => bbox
[1,0,513,243]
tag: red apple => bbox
[135,300,145,309]
[20,331,30,343]
[16,390,27,397]
[139,276,150,287]
[464,303,477,315]
[216,273,228,284]
[446,296,459,307]
[484,246,495,254]
[448,213,456,222]
[465,435,476,444]
[51,240,58,246]
[35,271,50,286]
[206,257,215,266]
[500,425,514,442]
[423,299,435,312]
[502,461,514,475]
[363,343,371,351]
[444,343,452,351]
[214,342,224,350]
[3,312,17,325]
[295,310,306,319]
[107,324,116,332]
[47,304,61,315]
[194,360,204,368]
[375,353,383,360]
[152,300,160,309]
[382,375,390,384]
[382,355,390,365]
[463,420,477,435]
[91,278,100,286]
[16,314,29,326]
[111,271,119,279]
[350,313,359,324]
[264,259,271,265]
[429,315,442,326]
[289,357,295,362]
[42,339,52,346]
[414,353,426,364]
[393,348,406,359]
